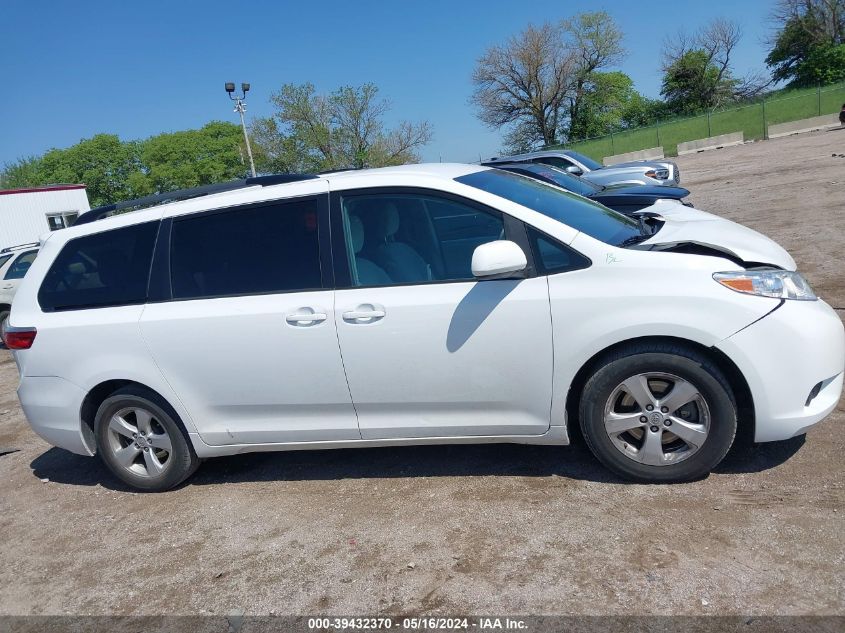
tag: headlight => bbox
[645,168,670,180]
[713,270,817,301]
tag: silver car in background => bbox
[484,149,680,187]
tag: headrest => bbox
[371,202,400,240]
[349,214,365,254]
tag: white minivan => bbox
[4,165,843,491]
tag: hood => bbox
[603,160,671,170]
[636,202,796,270]
[597,184,689,199]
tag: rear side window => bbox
[39,222,159,312]
[169,199,322,300]
[4,251,37,280]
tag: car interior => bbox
[342,195,503,287]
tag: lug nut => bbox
[646,405,654,411]
[639,416,648,423]
[661,406,669,413]
[665,420,673,426]
[650,425,660,433]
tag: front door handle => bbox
[342,305,386,323]
[285,308,327,326]
[1,284,12,290]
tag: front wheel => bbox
[579,345,737,483]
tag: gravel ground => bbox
[0,129,843,617]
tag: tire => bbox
[0,310,9,340]
[94,386,200,491]
[579,343,737,483]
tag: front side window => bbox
[5,250,38,280]
[170,199,322,300]
[456,169,640,247]
[562,151,603,171]
[39,222,159,312]
[341,193,504,287]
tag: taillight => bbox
[2,326,36,350]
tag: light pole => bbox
[225,82,257,177]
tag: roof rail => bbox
[73,174,319,226]
[0,241,40,254]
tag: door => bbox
[140,194,360,446]
[332,189,554,439]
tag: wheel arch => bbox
[564,335,755,446]
[80,379,188,455]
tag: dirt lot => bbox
[0,130,843,617]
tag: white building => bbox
[0,185,90,250]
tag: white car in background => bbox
[3,165,843,491]
[0,243,39,331]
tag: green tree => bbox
[563,12,626,142]
[252,83,432,172]
[0,135,144,207]
[567,71,663,140]
[767,0,845,87]
[471,12,624,151]
[661,50,737,115]
[138,121,249,194]
[661,18,768,115]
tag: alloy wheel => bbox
[603,372,710,466]
[105,406,173,478]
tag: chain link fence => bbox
[550,81,845,161]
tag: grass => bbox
[561,82,845,161]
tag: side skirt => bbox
[188,426,570,458]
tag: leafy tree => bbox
[563,12,626,141]
[0,135,144,207]
[138,121,249,194]
[0,156,43,190]
[661,18,768,115]
[252,83,432,172]
[471,12,624,152]
[1,122,252,207]
[567,71,662,140]
[767,0,845,86]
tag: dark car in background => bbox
[483,161,691,216]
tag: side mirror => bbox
[471,240,527,279]
[565,165,583,175]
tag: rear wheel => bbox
[579,345,737,483]
[94,386,199,491]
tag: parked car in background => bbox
[484,149,680,187]
[4,165,842,491]
[0,243,39,331]
[484,162,691,216]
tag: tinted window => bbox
[0,254,15,275]
[170,199,322,299]
[527,227,590,275]
[509,165,600,196]
[39,222,159,312]
[455,170,641,247]
[5,250,38,280]
[341,193,504,287]
[563,151,603,171]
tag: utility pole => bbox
[225,82,257,177]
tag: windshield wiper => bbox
[617,233,652,247]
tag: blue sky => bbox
[1,0,775,167]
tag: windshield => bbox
[564,150,603,171]
[511,164,602,196]
[456,169,642,246]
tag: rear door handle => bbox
[285,309,327,326]
[342,305,386,323]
